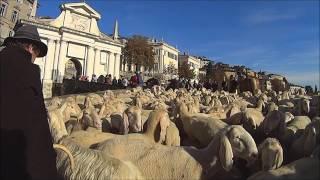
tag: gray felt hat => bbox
[2,24,47,57]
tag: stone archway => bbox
[64,58,82,79]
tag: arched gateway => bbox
[64,58,82,79]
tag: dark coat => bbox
[0,46,58,180]
[229,80,239,93]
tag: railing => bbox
[52,79,121,96]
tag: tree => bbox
[178,61,195,79]
[305,85,313,94]
[123,35,155,71]
[206,61,214,80]
[163,63,178,75]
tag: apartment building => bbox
[0,0,37,43]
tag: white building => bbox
[150,39,179,73]
[178,53,201,79]
[0,0,38,44]
[20,2,124,98]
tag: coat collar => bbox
[4,46,32,64]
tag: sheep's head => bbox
[103,90,115,101]
[219,125,258,171]
[64,99,82,121]
[88,94,104,106]
[284,112,294,123]
[263,110,284,135]
[49,97,61,107]
[302,119,320,156]
[126,106,142,133]
[267,102,278,113]
[242,110,264,133]
[258,138,283,171]
[84,96,94,109]
[301,98,310,115]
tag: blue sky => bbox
[37,0,319,87]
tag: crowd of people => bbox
[167,75,239,93]
[75,72,145,89]
[72,70,244,93]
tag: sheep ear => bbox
[274,149,283,169]
[258,140,265,153]
[278,114,286,134]
[219,135,234,171]
[84,97,90,108]
[158,113,170,144]
[303,127,317,156]
[121,112,129,134]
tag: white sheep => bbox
[99,99,127,118]
[164,121,180,146]
[86,93,104,106]
[289,118,320,160]
[240,107,265,135]
[53,139,144,180]
[262,110,295,136]
[48,100,80,142]
[48,108,144,180]
[96,125,258,180]
[81,97,102,131]
[263,113,311,151]
[179,102,228,147]
[279,116,311,147]
[258,138,283,171]
[125,105,143,133]
[248,152,319,180]
[46,97,62,111]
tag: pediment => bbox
[62,2,101,19]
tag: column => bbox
[159,50,164,73]
[125,62,128,72]
[105,52,110,74]
[107,52,115,78]
[113,53,120,79]
[86,46,95,81]
[57,40,68,83]
[93,48,100,75]
[119,57,122,73]
[53,40,60,82]
[42,39,55,98]
[43,39,55,80]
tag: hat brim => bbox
[2,37,48,57]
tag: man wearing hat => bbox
[0,25,58,179]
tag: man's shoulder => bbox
[0,47,32,65]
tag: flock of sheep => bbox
[45,86,320,180]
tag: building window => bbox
[0,3,7,17]
[11,10,19,22]
[168,52,177,60]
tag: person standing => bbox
[130,73,138,88]
[112,76,118,88]
[221,77,228,91]
[0,25,58,180]
[91,74,97,83]
[122,76,129,89]
[229,75,239,93]
[118,76,123,88]
[138,72,144,87]
[106,74,112,86]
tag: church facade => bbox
[20,2,123,98]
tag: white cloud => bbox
[283,71,320,87]
[246,9,301,24]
